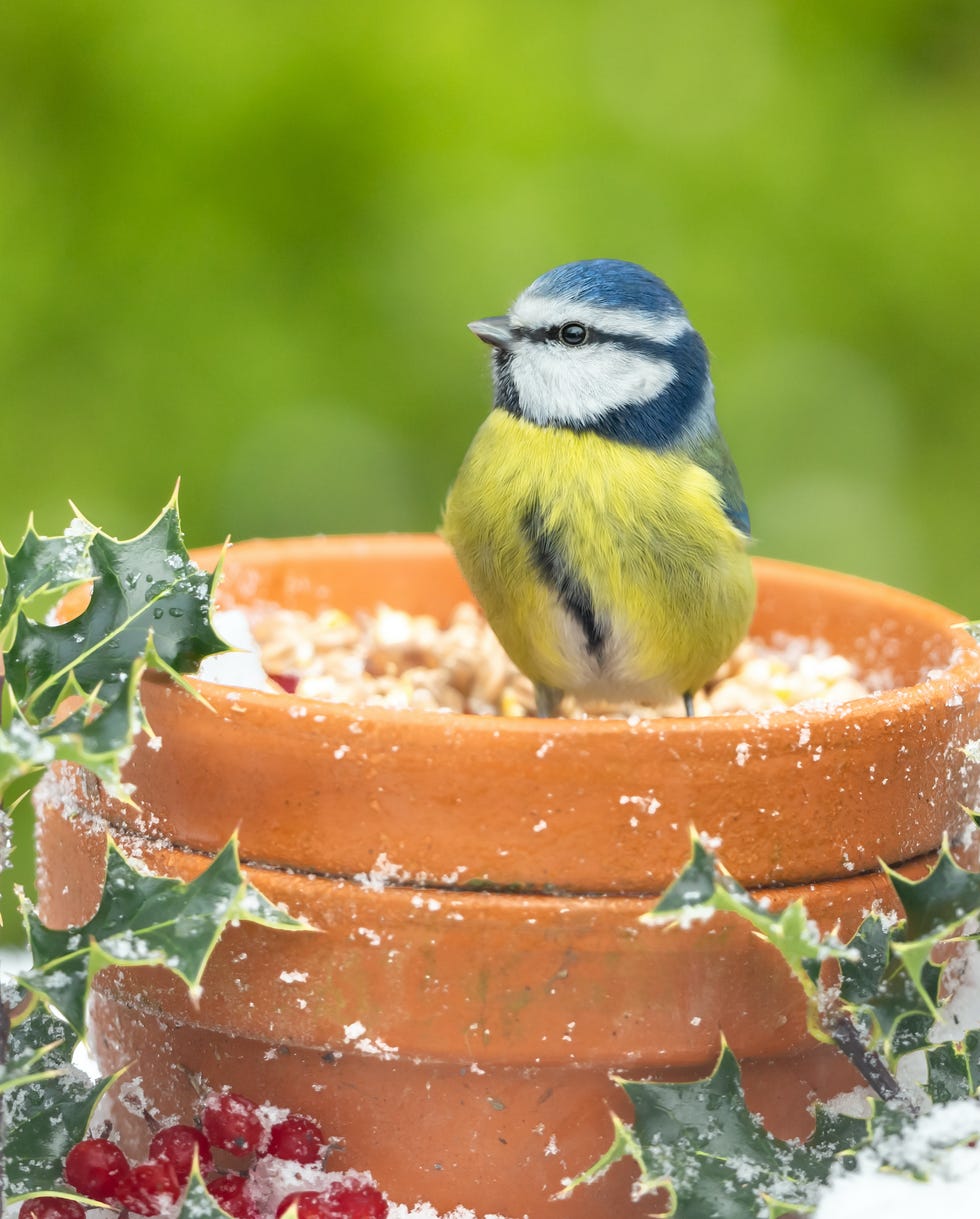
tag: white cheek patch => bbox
[511,296,692,346]
[509,342,677,426]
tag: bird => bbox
[442,258,756,718]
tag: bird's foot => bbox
[535,685,564,718]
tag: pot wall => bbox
[88,538,980,894]
[40,798,886,1217]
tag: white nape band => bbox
[510,295,693,346]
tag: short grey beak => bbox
[468,316,513,350]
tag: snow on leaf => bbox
[2,998,117,1201]
[565,1043,856,1217]
[172,1161,234,1219]
[17,836,306,1039]
[924,1039,979,1105]
[838,916,890,1006]
[565,833,980,1213]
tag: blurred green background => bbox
[1,1,979,939]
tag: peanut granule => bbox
[248,603,871,718]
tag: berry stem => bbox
[826,1013,913,1110]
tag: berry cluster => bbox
[19,1090,387,1219]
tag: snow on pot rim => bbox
[92,533,980,894]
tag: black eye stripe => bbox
[511,324,682,361]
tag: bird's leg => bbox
[535,684,564,718]
[683,690,695,718]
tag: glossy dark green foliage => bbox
[2,998,115,1200]
[924,1034,980,1106]
[0,493,229,803]
[886,849,980,943]
[17,837,304,1040]
[571,834,980,1213]
[646,832,849,1024]
[564,1044,876,1217]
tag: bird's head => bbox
[470,259,715,448]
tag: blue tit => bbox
[443,258,755,718]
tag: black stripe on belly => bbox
[522,501,605,659]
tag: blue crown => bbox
[527,259,686,317]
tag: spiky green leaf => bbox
[4,495,227,720]
[565,1044,863,1217]
[2,1000,117,1200]
[838,916,891,1006]
[0,519,96,651]
[885,844,980,943]
[925,1040,975,1104]
[645,831,854,1038]
[173,1162,236,1219]
[17,836,306,1039]
[0,492,229,804]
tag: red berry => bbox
[115,1161,182,1216]
[202,1091,263,1156]
[275,1193,329,1219]
[19,1199,86,1219]
[148,1124,213,1183]
[271,673,300,693]
[264,1114,326,1164]
[208,1174,259,1219]
[275,1184,386,1219]
[324,1181,387,1219]
[63,1137,130,1202]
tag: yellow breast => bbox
[443,411,755,704]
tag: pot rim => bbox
[189,534,980,738]
[101,533,980,894]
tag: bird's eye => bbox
[557,322,588,346]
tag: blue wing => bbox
[688,430,751,536]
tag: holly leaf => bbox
[4,491,228,721]
[562,1043,867,1217]
[17,836,306,1039]
[838,916,890,1006]
[645,833,854,1034]
[0,491,230,804]
[0,1021,64,1095]
[173,1161,232,1219]
[835,912,942,1060]
[2,999,117,1200]
[0,716,57,796]
[565,835,980,1213]
[0,517,96,651]
[885,843,980,943]
[40,664,147,790]
[924,1038,980,1104]
[836,842,980,1055]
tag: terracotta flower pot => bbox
[35,535,980,1219]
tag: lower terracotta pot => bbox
[33,535,980,1218]
[37,794,934,1217]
